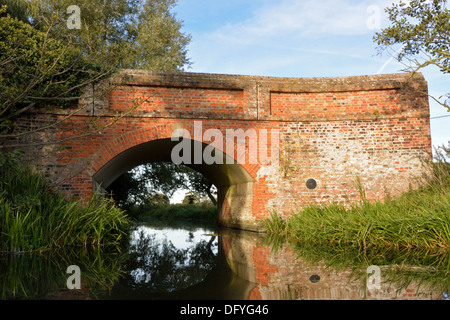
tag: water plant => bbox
[264,160,450,250]
[0,151,130,253]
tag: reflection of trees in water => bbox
[126,230,217,293]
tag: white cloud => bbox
[186,0,399,76]
[210,0,392,42]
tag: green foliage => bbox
[374,0,450,68]
[0,13,105,125]
[263,212,287,234]
[107,171,144,210]
[265,160,450,250]
[1,0,191,131]
[0,151,130,253]
[131,202,217,222]
[146,193,170,206]
[0,0,29,23]
[28,0,191,71]
[122,0,192,71]
[182,165,218,206]
[182,191,201,205]
[374,0,450,110]
[107,162,217,210]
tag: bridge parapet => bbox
[69,70,429,122]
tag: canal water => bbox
[0,217,448,300]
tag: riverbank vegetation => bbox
[106,162,218,222]
[0,151,130,253]
[128,193,217,222]
[265,148,450,250]
[0,0,193,253]
[107,162,218,211]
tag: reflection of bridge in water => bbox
[101,228,445,300]
[4,224,445,300]
[221,229,446,300]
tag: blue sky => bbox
[174,0,449,150]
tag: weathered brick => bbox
[7,70,433,231]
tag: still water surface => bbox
[0,218,448,300]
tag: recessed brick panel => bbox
[110,86,245,118]
[270,89,402,120]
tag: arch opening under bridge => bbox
[93,138,257,229]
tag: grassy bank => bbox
[265,162,450,250]
[0,152,130,253]
[130,202,217,222]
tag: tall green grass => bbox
[0,152,130,253]
[265,162,450,250]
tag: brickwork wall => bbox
[7,70,433,231]
[110,86,245,117]
[271,89,404,119]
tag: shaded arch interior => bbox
[92,138,255,194]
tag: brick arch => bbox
[89,122,264,230]
[90,123,174,176]
[90,122,261,185]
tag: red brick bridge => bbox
[12,70,432,231]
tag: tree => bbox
[182,167,217,206]
[146,193,170,206]
[0,0,29,22]
[28,0,191,71]
[0,1,125,145]
[0,8,110,132]
[1,1,198,206]
[182,191,201,205]
[106,171,146,210]
[106,162,217,210]
[373,0,450,111]
[139,163,217,206]
[122,0,192,70]
[1,0,191,139]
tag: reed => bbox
[0,153,130,253]
[263,211,287,234]
[265,163,450,250]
